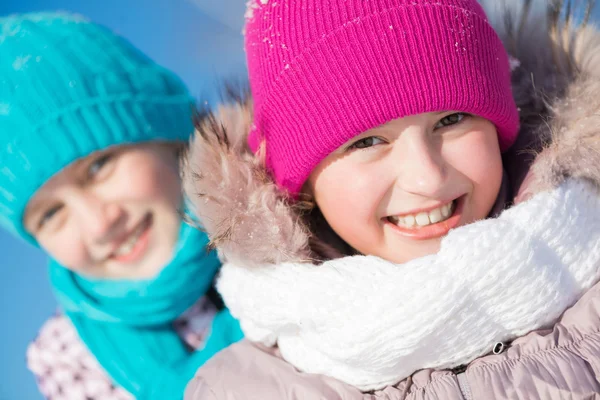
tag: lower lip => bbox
[384,197,465,240]
[111,215,153,264]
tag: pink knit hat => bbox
[245,0,520,196]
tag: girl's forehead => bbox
[375,111,452,127]
[344,111,458,141]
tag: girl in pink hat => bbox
[183,0,600,398]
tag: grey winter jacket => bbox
[186,282,600,399]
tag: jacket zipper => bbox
[455,341,507,399]
[457,373,472,400]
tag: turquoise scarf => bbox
[49,223,243,399]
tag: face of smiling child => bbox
[307,112,503,263]
[24,143,183,279]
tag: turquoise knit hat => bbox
[0,12,195,244]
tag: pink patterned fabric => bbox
[245,0,520,195]
[27,297,217,400]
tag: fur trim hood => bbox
[182,0,600,268]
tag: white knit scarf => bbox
[217,180,600,391]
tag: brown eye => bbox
[348,136,385,150]
[435,113,467,129]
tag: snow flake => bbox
[12,54,31,71]
[508,56,521,71]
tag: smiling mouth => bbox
[387,201,456,228]
[109,213,153,263]
[385,197,464,240]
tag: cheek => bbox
[311,161,383,244]
[446,131,503,216]
[38,226,89,270]
[116,154,182,207]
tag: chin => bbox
[383,240,443,264]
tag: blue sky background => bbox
[0,1,246,399]
[2,1,600,399]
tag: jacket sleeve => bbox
[185,340,368,400]
[27,315,132,400]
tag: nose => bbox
[394,133,447,197]
[70,190,125,242]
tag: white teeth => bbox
[415,212,430,226]
[429,208,443,224]
[115,240,135,256]
[441,203,451,218]
[389,201,455,229]
[113,220,146,257]
[404,215,416,227]
[114,234,138,256]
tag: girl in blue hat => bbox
[0,12,242,400]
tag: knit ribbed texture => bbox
[0,12,195,244]
[218,180,600,390]
[244,0,520,195]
